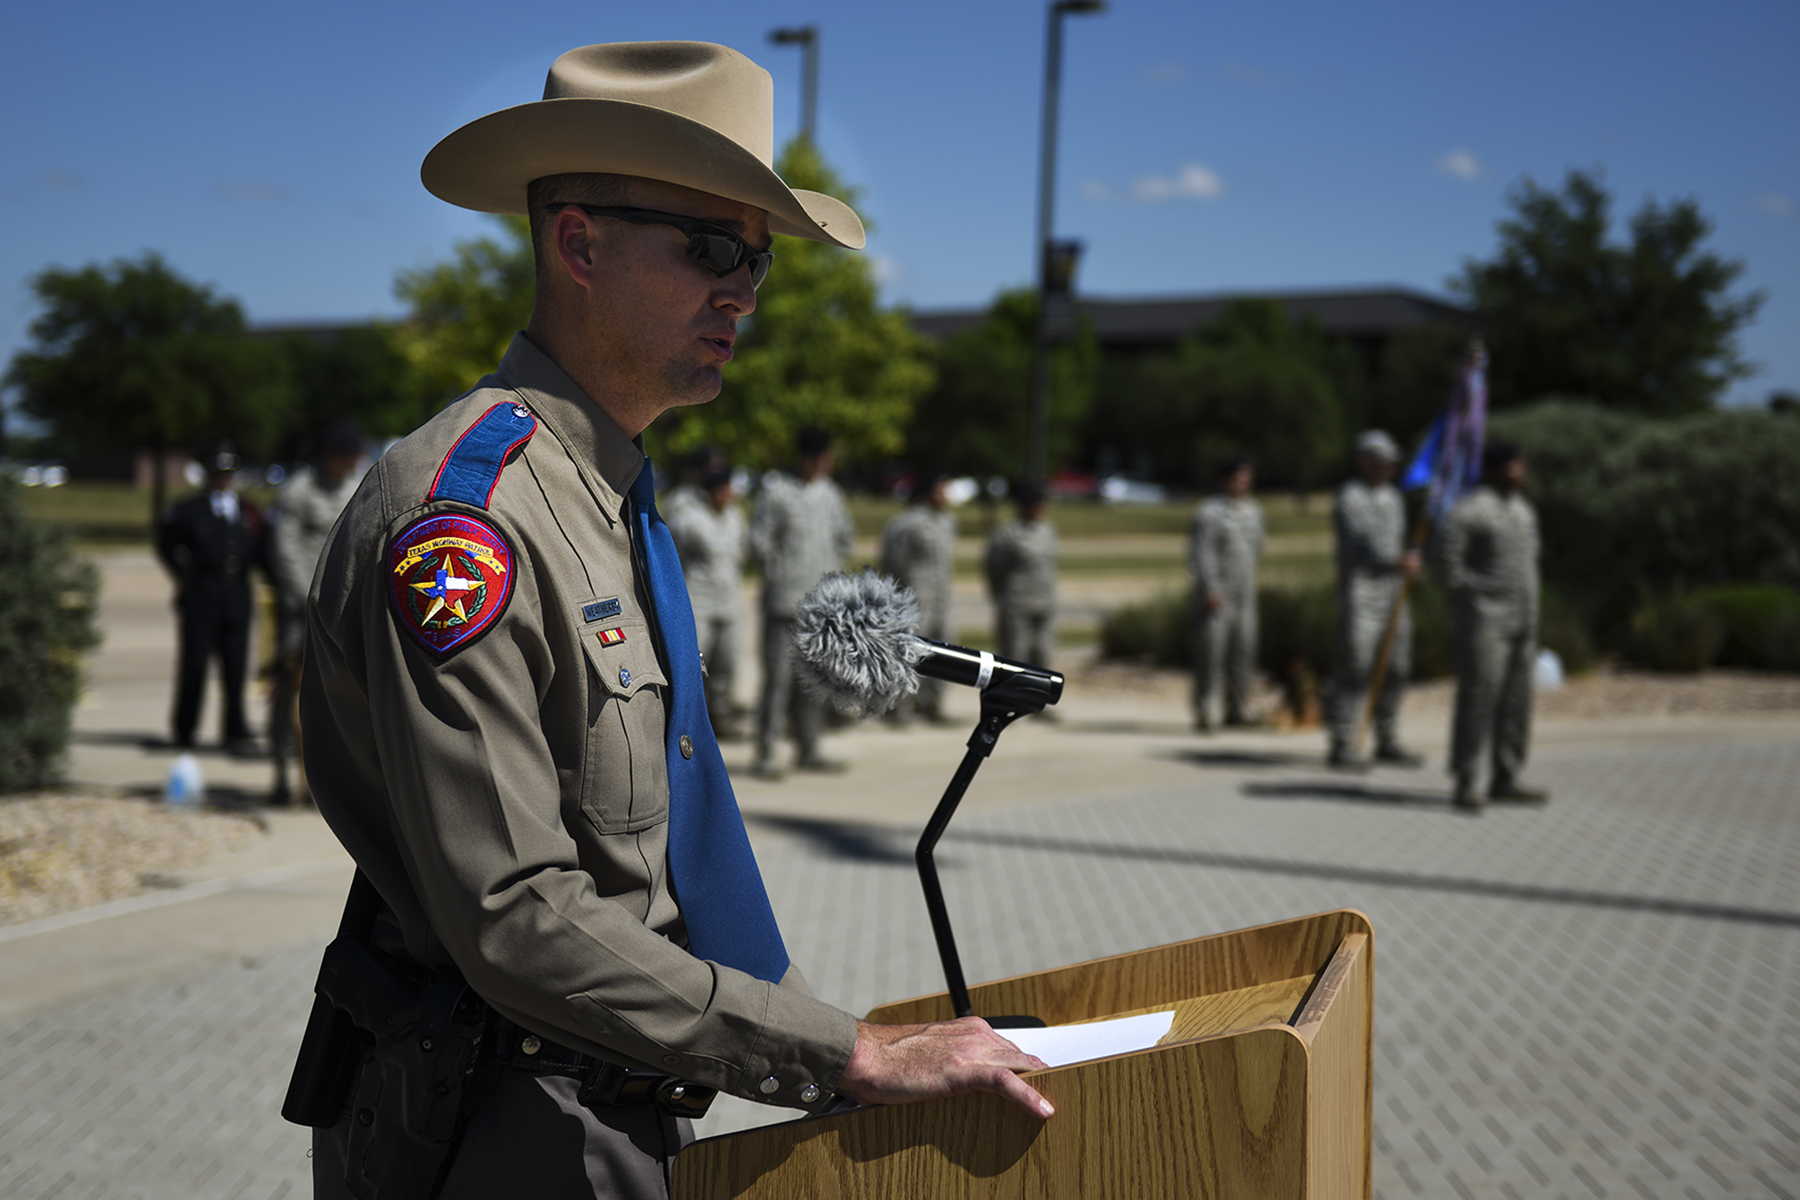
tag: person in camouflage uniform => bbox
[983,482,1058,667]
[669,461,748,739]
[751,425,854,776]
[267,420,365,803]
[1188,458,1264,730]
[879,473,957,723]
[1328,430,1424,767]
[1433,440,1550,812]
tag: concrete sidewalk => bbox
[2,549,1795,1199]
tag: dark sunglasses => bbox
[547,204,774,289]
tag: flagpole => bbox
[1350,337,1486,759]
[1351,515,1428,756]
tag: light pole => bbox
[768,25,820,145]
[1025,0,1105,487]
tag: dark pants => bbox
[313,1070,691,1200]
[173,590,252,746]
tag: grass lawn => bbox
[27,481,1335,588]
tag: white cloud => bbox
[1755,192,1795,219]
[1435,149,1486,181]
[1131,163,1225,203]
[1079,178,1114,202]
[1138,62,1187,86]
[5,168,90,203]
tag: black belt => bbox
[482,1017,715,1119]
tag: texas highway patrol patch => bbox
[389,512,515,655]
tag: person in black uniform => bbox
[157,444,264,752]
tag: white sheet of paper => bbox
[999,1011,1177,1069]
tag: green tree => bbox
[390,215,535,407]
[277,325,438,448]
[1091,299,1349,489]
[5,254,295,514]
[910,288,1097,479]
[0,476,101,793]
[1455,170,1763,414]
[653,140,933,472]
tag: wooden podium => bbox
[671,909,1373,1199]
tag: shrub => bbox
[1627,591,1725,672]
[1097,587,1189,666]
[1098,580,1458,682]
[1691,582,1800,670]
[1489,400,1800,641]
[0,477,102,792]
[1539,585,1600,676]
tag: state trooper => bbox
[667,460,748,739]
[267,419,366,804]
[1432,440,1550,812]
[1327,430,1423,767]
[879,473,957,723]
[750,425,854,776]
[288,42,1051,1200]
[1188,457,1265,730]
[983,482,1058,667]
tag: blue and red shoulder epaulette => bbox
[426,401,538,509]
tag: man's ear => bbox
[551,209,603,295]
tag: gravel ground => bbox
[0,794,261,927]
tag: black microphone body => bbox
[912,638,1064,707]
[791,570,1063,717]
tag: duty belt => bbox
[482,1017,715,1119]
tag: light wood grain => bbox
[671,1027,1310,1200]
[866,909,1372,1028]
[672,912,1376,1200]
[1299,934,1372,1199]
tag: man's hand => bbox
[1206,591,1224,613]
[836,1017,1054,1119]
[1400,550,1422,579]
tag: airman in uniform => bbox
[1433,440,1550,812]
[1189,458,1264,730]
[879,473,957,722]
[983,482,1058,667]
[267,419,365,803]
[668,461,748,738]
[1328,430,1423,767]
[750,426,855,776]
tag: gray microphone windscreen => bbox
[791,570,926,718]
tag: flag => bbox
[1401,343,1487,523]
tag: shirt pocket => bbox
[579,615,672,834]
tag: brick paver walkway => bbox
[5,709,1795,1198]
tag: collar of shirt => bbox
[493,332,646,508]
[209,490,240,523]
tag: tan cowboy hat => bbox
[421,41,865,249]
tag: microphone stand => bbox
[915,670,1059,1027]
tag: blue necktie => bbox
[629,463,791,983]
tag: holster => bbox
[282,874,496,1200]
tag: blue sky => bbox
[3,0,1795,410]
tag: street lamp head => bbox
[769,26,817,45]
[1053,0,1107,14]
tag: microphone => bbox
[792,571,1063,718]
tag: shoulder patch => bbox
[389,512,517,655]
[427,402,538,508]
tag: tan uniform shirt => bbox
[301,335,855,1111]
